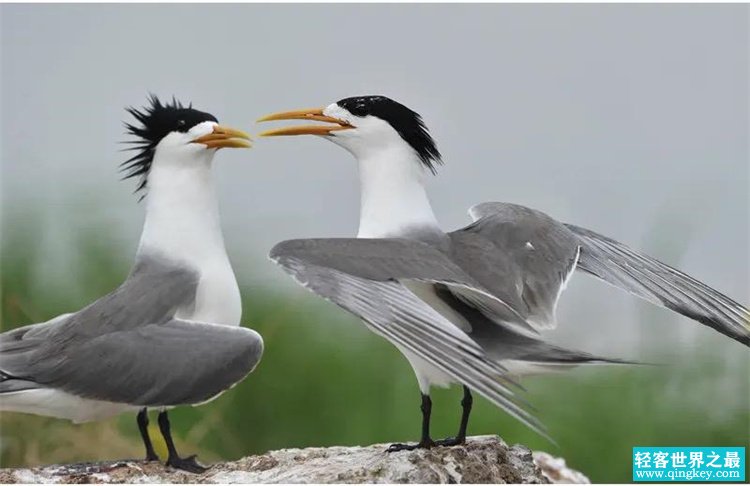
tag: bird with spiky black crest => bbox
[122,95,218,194]
[0,96,257,474]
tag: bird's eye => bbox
[350,104,368,117]
[176,119,186,128]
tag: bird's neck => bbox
[137,158,228,268]
[136,154,241,325]
[356,146,440,239]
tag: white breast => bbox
[139,158,242,326]
[177,258,242,325]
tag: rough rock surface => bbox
[0,435,589,484]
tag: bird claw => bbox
[386,439,435,452]
[387,443,416,452]
[434,436,466,447]
[166,454,207,473]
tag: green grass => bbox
[1,214,747,483]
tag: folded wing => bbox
[1,254,264,405]
[1,318,263,406]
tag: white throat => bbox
[138,152,224,261]
[136,148,241,325]
[356,145,440,239]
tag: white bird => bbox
[258,95,749,450]
[0,96,263,472]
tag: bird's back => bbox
[450,202,581,330]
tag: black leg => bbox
[137,408,159,461]
[436,386,473,447]
[387,394,435,452]
[157,411,207,473]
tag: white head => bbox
[123,95,252,195]
[258,96,443,238]
[123,96,250,326]
[257,95,442,175]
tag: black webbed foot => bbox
[166,454,207,473]
[435,387,473,449]
[386,438,435,452]
[434,436,466,447]
[387,394,436,453]
[157,411,207,474]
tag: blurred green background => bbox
[1,208,747,483]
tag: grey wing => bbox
[52,253,201,338]
[1,319,263,406]
[458,202,582,331]
[270,239,546,437]
[271,238,540,335]
[566,224,750,346]
[1,253,264,404]
[0,320,60,392]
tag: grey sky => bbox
[1,4,748,355]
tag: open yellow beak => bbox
[192,125,253,149]
[257,108,353,137]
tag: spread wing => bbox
[270,238,546,437]
[467,200,749,346]
[566,224,749,346]
[460,202,582,331]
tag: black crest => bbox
[336,95,442,173]
[122,95,218,194]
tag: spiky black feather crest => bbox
[336,95,442,174]
[121,95,217,194]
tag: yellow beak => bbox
[192,125,253,149]
[257,108,353,137]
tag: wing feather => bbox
[567,224,749,346]
[0,254,264,404]
[271,246,547,437]
[271,238,539,335]
[1,319,263,406]
[456,202,583,331]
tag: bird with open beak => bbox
[258,95,749,451]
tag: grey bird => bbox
[257,96,749,450]
[0,96,263,472]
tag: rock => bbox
[0,435,589,484]
[533,451,590,484]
